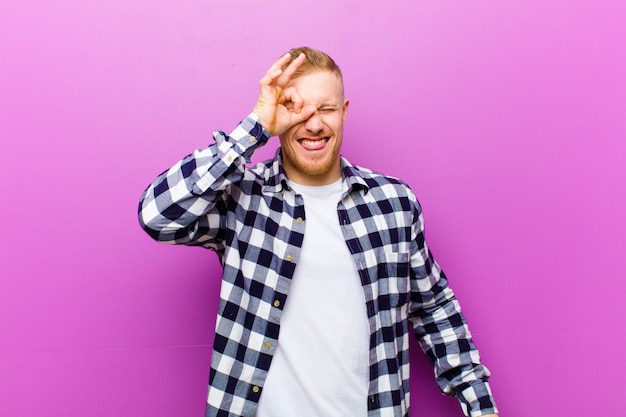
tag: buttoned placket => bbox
[251,185,307,400]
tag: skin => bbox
[253,53,349,185]
[252,53,499,417]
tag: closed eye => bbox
[318,106,338,114]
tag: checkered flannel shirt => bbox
[139,114,497,417]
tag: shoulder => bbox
[233,155,284,195]
[343,159,422,213]
[345,160,416,197]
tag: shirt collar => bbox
[262,148,370,195]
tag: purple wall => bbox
[1,1,625,416]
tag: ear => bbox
[342,99,350,123]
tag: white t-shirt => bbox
[255,179,370,417]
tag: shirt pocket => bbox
[367,250,411,309]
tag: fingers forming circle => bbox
[283,86,303,113]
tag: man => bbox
[139,47,498,417]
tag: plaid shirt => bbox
[139,114,497,417]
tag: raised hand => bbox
[252,52,317,137]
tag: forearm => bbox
[408,202,497,416]
[411,276,498,416]
[138,113,270,246]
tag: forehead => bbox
[287,70,344,104]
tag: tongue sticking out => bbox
[299,137,329,151]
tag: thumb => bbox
[292,104,317,124]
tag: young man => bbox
[139,47,498,417]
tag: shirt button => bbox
[296,217,302,223]
[264,342,271,349]
[286,255,293,262]
[250,136,256,143]
[273,300,281,308]
[227,155,234,163]
[350,194,355,200]
[252,386,260,393]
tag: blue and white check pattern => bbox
[139,114,497,417]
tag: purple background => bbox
[1,1,625,416]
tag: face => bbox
[279,70,349,186]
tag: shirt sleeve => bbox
[137,113,271,250]
[407,197,498,417]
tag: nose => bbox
[304,111,324,135]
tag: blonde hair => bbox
[283,46,343,81]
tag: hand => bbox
[252,52,317,136]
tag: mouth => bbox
[297,136,330,151]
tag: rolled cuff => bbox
[456,380,498,417]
